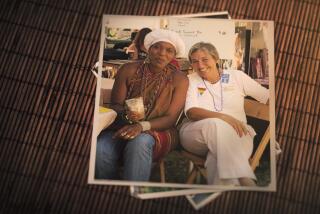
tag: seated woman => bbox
[179,42,269,186]
[125,27,152,60]
[95,29,188,181]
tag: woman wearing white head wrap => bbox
[144,28,186,58]
[95,29,188,182]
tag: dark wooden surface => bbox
[0,0,319,213]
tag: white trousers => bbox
[179,118,256,185]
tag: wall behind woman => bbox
[0,0,318,213]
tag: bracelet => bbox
[138,121,151,131]
[121,112,133,124]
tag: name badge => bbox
[221,73,230,83]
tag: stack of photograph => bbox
[88,11,278,210]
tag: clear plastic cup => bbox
[125,97,145,120]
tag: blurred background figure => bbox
[125,27,152,60]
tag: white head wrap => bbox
[144,29,185,57]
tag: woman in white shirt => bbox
[179,42,269,186]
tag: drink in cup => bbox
[125,97,145,121]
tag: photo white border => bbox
[186,192,223,210]
[88,15,277,192]
[171,11,231,19]
[129,186,221,200]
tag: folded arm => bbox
[186,107,248,137]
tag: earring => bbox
[144,55,150,64]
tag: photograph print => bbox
[88,15,276,192]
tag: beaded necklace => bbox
[127,63,167,118]
[141,64,167,117]
[201,77,223,112]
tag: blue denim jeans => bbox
[95,129,155,181]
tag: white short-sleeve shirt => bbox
[184,69,269,123]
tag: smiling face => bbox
[190,49,219,81]
[148,41,176,70]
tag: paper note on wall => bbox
[166,17,235,59]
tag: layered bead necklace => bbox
[127,62,168,118]
[201,74,223,112]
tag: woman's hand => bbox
[126,110,144,123]
[219,114,248,137]
[187,108,249,137]
[113,124,143,140]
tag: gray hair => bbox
[188,42,220,62]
